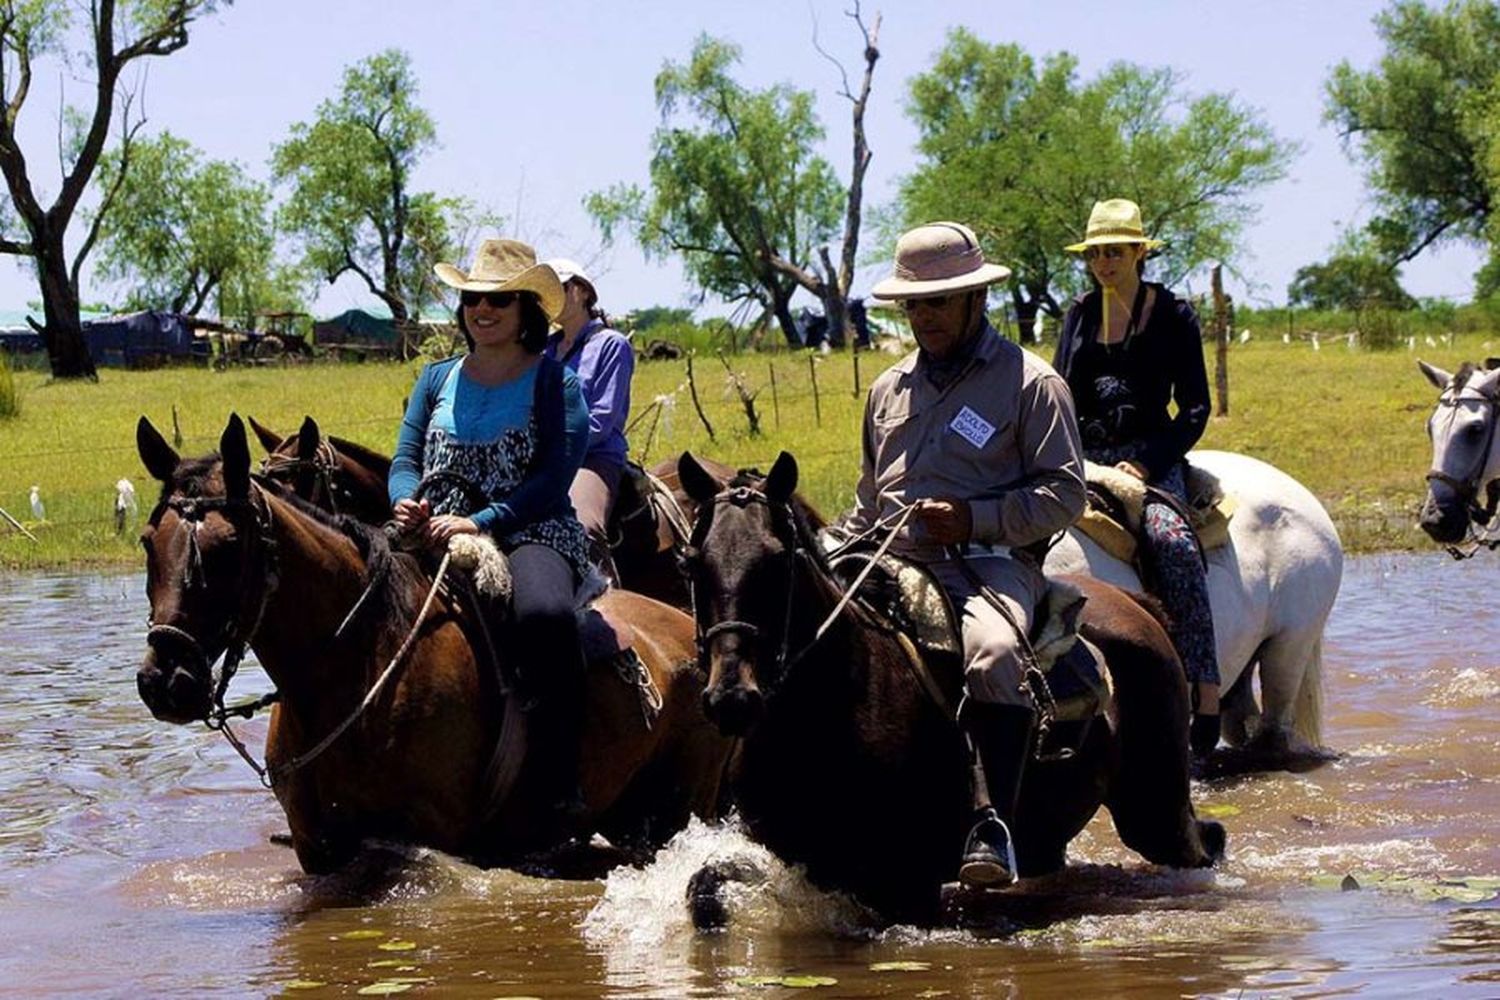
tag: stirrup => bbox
[958,815,1017,888]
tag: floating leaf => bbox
[367,960,405,969]
[870,961,932,972]
[284,982,327,991]
[377,940,418,952]
[341,929,386,940]
[356,984,412,996]
[782,977,838,988]
[735,977,787,988]
[1197,803,1241,818]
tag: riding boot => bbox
[958,702,1037,888]
[525,651,589,842]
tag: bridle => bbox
[259,437,347,516]
[1427,383,1500,559]
[145,480,281,774]
[685,486,802,690]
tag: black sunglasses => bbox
[460,290,521,309]
[900,294,953,311]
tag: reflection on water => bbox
[0,555,1496,996]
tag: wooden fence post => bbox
[808,354,822,427]
[768,362,780,430]
[685,354,716,441]
[1212,264,1229,417]
[852,349,861,398]
[171,404,184,448]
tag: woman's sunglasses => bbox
[1082,245,1133,261]
[460,290,520,308]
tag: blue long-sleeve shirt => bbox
[388,355,589,537]
[545,319,634,470]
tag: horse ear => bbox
[136,416,179,483]
[297,415,321,459]
[678,451,721,505]
[763,451,799,503]
[220,414,252,499]
[1419,359,1453,390]
[246,415,284,455]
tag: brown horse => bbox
[247,414,706,609]
[135,414,730,873]
[677,451,1223,925]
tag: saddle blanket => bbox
[1077,461,1236,564]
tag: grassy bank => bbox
[0,332,1484,570]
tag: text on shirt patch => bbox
[949,406,995,449]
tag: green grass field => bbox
[0,331,1486,570]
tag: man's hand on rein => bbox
[912,498,972,545]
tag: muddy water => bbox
[0,553,1497,998]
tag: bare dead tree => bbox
[766,2,880,349]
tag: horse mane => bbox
[329,435,393,475]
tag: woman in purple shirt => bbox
[544,259,635,580]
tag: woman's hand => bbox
[1114,460,1149,481]
[393,497,431,530]
[425,514,479,546]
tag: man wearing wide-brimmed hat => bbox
[847,221,1086,888]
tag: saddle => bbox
[825,545,1110,727]
[1076,460,1236,564]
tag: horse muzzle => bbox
[1419,491,1470,543]
[702,662,765,737]
[138,633,213,724]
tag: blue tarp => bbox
[313,309,398,346]
[83,311,202,367]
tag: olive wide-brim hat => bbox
[871,221,1012,300]
[434,238,564,321]
[1064,199,1166,253]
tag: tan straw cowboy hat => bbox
[435,239,564,320]
[871,221,1012,300]
[1064,199,1165,252]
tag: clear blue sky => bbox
[2,0,1481,319]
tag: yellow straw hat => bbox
[1063,199,1165,253]
[434,239,564,321]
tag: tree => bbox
[1325,1,1500,278]
[587,35,844,347]
[94,131,274,316]
[0,0,229,378]
[1288,232,1414,311]
[273,49,464,330]
[898,29,1294,339]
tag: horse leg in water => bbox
[1084,584,1225,868]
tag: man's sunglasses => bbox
[460,290,521,309]
[1082,245,1132,261]
[900,294,953,312]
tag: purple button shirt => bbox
[545,319,634,470]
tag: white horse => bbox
[1416,360,1500,555]
[1045,450,1343,766]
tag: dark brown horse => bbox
[248,415,393,525]
[135,414,731,873]
[677,451,1223,925]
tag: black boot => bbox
[958,703,1037,888]
[527,689,588,841]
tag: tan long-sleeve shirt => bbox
[846,325,1086,560]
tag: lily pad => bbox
[284,982,327,991]
[356,984,412,996]
[1197,803,1241,818]
[377,939,418,952]
[367,960,405,969]
[340,929,386,940]
[734,975,839,988]
[870,961,932,972]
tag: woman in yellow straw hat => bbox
[388,237,593,833]
[1052,199,1220,755]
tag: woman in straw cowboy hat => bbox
[1052,199,1220,754]
[848,221,1086,888]
[542,258,635,581]
[388,237,592,832]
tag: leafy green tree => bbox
[898,29,1293,339]
[94,131,274,316]
[587,35,844,346]
[0,0,229,378]
[1326,1,1500,277]
[273,49,463,328]
[1288,232,1414,310]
